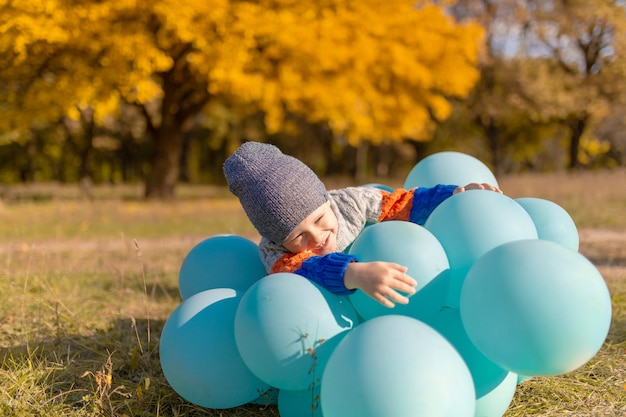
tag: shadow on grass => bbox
[0,318,279,417]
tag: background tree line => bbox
[1,0,625,199]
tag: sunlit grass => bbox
[498,168,626,229]
[0,170,624,416]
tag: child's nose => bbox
[308,231,325,248]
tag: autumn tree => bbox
[448,0,626,171]
[523,0,626,169]
[0,0,483,198]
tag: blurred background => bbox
[2,0,625,199]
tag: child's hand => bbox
[454,182,502,194]
[344,261,417,308]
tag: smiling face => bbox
[282,201,338,255]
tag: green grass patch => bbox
[1,171,625,416]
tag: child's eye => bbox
[315,215,324,223]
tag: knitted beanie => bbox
[223,142,328,244]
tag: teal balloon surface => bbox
[321,315,476,417]
[178,234,266,300]
[363,183,394,192]
[424,190,538,307]
[248,387,279,406]
[475,372,518,417]
[234,273,358,391]
[515,197,579,251]
[426,308,509,399]
[159,288,270,409]
[278,386,323,417]
[348,221,449,321]
[460,239,612,376]
[404,151,499,189]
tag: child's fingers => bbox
[455,183,502,194]
[386,263,417,287]
[375,293,397,308]
[382,290,409,307]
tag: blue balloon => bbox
[404,151,498,190]
[348,221,450,321]
[475,372,518,417]
[426,308,509,399]
[321,315,476,417]
[424,190,538,307]
[278,386,323,417]
[249,387,279,406]
[460,239,612,376]
[234,273,358,391]
[178,234,266,299]
[515,197,579,251]
[362,183,395,192]
[159,289,270,409]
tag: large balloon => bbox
[234,273,358,391]
[460,239,612,376]
[178,234,266,299]
[427,308,509,399]
[159,288,270,409]
[424,190,538,307]
[321,315,476,417]
[348,221,449,321]
[515,197,579,251]
[427,308,516,417]
[404,151,499,190]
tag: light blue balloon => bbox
[426,308,509,399]
[460,239,612,376]
[363,183,394,192]
[234,273,358,391]
[248,387,279,406]
[178,234,266,299]
[278,385,323,417]
[475,372,518,417]
[424,190,538,307]
[321,315,476,417]
[348,221,449,321]
[159,289,270,409]
[404,151,498,190]
[428,308,517,417]
[515,197,579,251]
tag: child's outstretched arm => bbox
[267,247,416,307]
[379,182,502,225]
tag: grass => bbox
[0,169,625,416]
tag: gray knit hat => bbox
[223,142,328,244]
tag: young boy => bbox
[223,141,501,308]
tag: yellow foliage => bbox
[579,136,611,164]
[1,0,483,144]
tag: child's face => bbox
[282,201,338,255]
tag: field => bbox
[0,169,625,417]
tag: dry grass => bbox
[0,169,625,416]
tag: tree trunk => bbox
[567,115,587,170]
[407,140,428,163]
[144,122,184,199]
[78,108,95,181]
[142,43,211,199]
[484,120,502,176]
[354,141,370,183]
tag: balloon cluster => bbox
[159,151,612,417]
